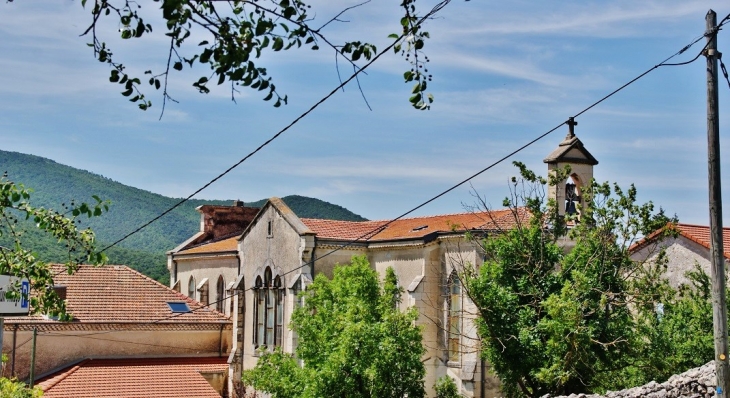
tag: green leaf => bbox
[388,33,399,39]
[409,93,421,103]
[255,21,267,36]
[412,82,421,94]
[121,88,134,97]
[173,62,183,71]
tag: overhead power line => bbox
[52,11,730,329]
[98,0,453,254]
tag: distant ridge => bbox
[0,150,367,283]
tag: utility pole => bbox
[705,9,727,397]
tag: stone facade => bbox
[171,199,524,397]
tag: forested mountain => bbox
[0,150,367,284]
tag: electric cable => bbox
[41,10,730,333]
[96,0,453,255]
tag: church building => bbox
[167,127,598,397]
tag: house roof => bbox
[673,223,730,258]
[37,357,227,398]
[301,208,527,242]
[176,236,238,255]
[630,223,730,259]
[5,265,230,328]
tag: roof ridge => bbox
[301,207,516,224]
[41,358,90,392]
[677,222,730,230]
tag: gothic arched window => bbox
[188,276,196,300]
[253,267,285,348]
[216,275,225,314]
[447,272,461,362]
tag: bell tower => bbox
[543,118,598,218]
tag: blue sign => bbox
[20,280,29,309]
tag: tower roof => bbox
[543,120,598,165]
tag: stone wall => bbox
[543,362,717,398]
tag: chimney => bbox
[233,200,244,207]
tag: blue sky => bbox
[1,0,729,225]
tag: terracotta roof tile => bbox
[301,208,526,242]
[37,357,227,398]
[630,223,730,259]
[6,265,229,326]
[674,223,730,259]
[177,236,239,255]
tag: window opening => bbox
[565,175,582,216]
[448,272,461,362]
[254,267,285,348]
[188,276,196,300]
[167,302,190,313]
[216,275,226,313]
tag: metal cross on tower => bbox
[566,117,578,138]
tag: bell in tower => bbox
[544,117,598,219]
[564,182,581,216]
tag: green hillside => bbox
[0,150,367,284]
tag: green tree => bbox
[462,162,676,397]
[605,262,716,390]
[0,175,107,317]
[13,0,443,113]
[0,378,42,398]
[434,376,460,398]
[243,255,426,398]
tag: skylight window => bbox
[412,225,428,232]
[167,302,191,313]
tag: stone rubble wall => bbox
[542,362,717,398]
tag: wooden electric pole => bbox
[705,9,727,397]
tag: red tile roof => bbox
[177,236,238,255]
[37,357,227,398]
[301,208,527,242]
[630,223,730,259]
[5,265,229,327]
[674,223,730,259]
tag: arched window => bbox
[216,275,225,314]
[188,276,196,300]
[448,272,461,362]
[253,267,285,348]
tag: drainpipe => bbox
[219,323,224,357]
[240,287,245,380]
[236,252,241,276]
[10,324,17,377]
[311,236,317,276]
